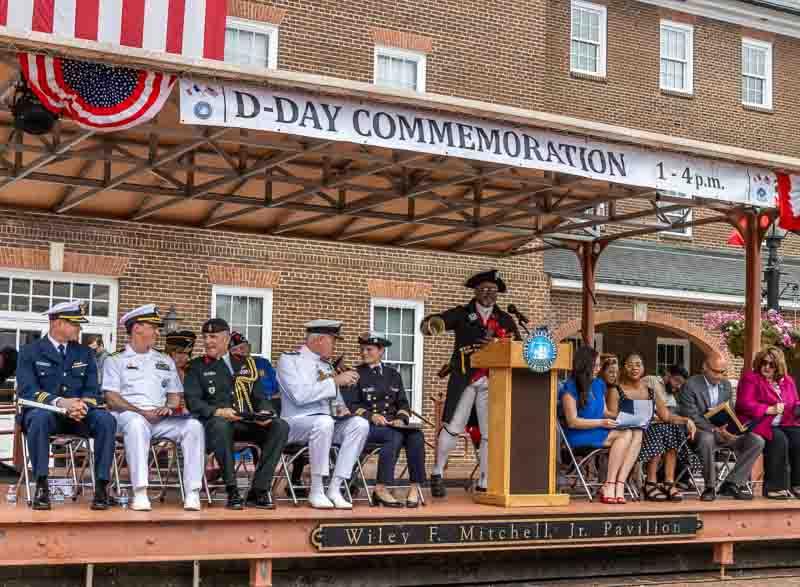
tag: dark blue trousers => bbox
[367,425,426,485]
[22,408,117,482]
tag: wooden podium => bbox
[471,340,572,507]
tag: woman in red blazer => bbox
[735,346,800,499]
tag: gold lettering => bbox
[603,521,613,537]
[523,528,532,539]
[510,524,519,540]
[401,531,410,544]
[498,529,507,540]
[345,528,364,545]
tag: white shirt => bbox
[476,302,493,322]
[103,345,183,410]
[47,335,66,356]
[705,377,720,407]
[222,353,234,375]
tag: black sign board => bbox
[311,515,702,552]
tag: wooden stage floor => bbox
[2,487,800,568]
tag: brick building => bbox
[0,0,798,465]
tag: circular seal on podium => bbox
[522,326,558,373]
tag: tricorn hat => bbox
[465,269,507,293]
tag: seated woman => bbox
[736,347,800,500]
[560,346,642,504]
[347,334,426,508]
[607,352,697,502]
[600,354,620,405]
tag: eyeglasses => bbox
[475,287,499,294]
[762,361,776,368]
[707,367,727,375]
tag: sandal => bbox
[662,482,684,502]
[597,483,616,505]
[643,481,668,502]
[791,487,800,499]
[766,489,793,500]
[615,482,627,505]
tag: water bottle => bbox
[6,485,16,506]
[117,488,129,509]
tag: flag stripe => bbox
[202,0,225,60]
[97,0,122,43]
[54,0,77,37]
[120,0,145,47]
[32,0,55,33]
[8,0,34,31]
[182,0,206,58]
[165,0,185,54]
[0,0,7,26]
[74,0,99,40]
[142,0,168,51]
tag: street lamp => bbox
[765,222,787,311]
[163,305,179,332]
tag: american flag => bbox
[19,53,176,131]
[1,0,227,60]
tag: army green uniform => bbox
[184,354,289,492]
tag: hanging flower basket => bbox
[704,309,800,362]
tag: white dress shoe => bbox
[131,492,152,511]
[326,490,353,510]
[309,492,335,509]
[183,490,201,511]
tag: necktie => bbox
[58,344,66,361]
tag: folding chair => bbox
[202,442,264,505]
[557,421,638,501]
[111,436,186,504]
[16,400,96,506]
[273,443,357,506]
[678,445,738,494]
[348,443,426,507]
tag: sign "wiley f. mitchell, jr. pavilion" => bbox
[181,79,776,208]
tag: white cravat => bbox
[475,302,493,322]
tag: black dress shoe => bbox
[33,480,51,510]
[474,486,487,493]
[700,488,716,502]
[226,487,245,510]
[246,489,275,510]
[430,474,446,498]
[90,481,111,511]
[719,482,754,500]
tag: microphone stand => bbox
[515,317,531,336]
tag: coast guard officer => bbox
[276,320,369,509]
[16,301,116,510]
[103,305,205,512]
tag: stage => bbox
[3,486,800,585]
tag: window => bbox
[570,1,607,77]
[660,21,693,94]
[658,203,692,237]
[212,286,273,357]
[567,333,604,355]
[374,46,427,92]
[656,338,690,374]
[742,38,772,109]
[370,298,424,414]
[224,17,278,69]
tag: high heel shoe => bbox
[597,483,616,504]
[372,490,404,508]
[615,482,627,505]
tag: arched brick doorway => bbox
[554,309,723,374]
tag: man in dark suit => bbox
[420,269,521,497]
[16,301,116,510]
[678,353,764,501]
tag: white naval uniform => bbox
[276,346,369,480]
[103,345,205,492]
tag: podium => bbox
[471,340,572,507]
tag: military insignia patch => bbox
[522,326,558,374]
[155,362,170,371]
[161,379,169,388]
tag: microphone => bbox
[507,304,529,324]
[507,304,531,335]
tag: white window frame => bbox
[656,337,691,372]
[660,20,694,95]
[211,285,273,359]
[224,16,279,70]
[0,269,118,348]
[373,45,427,93]
[741,37,773,109]
[659,204,693,237]
[570,0,608,78]
[369,297,425,416]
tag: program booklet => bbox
[704,402,748,435]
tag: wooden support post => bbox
[713,542,735,578]
[743,212,763,372]
[577,242,606,347]
[250,558,273,587]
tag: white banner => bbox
[180,79,776,207]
